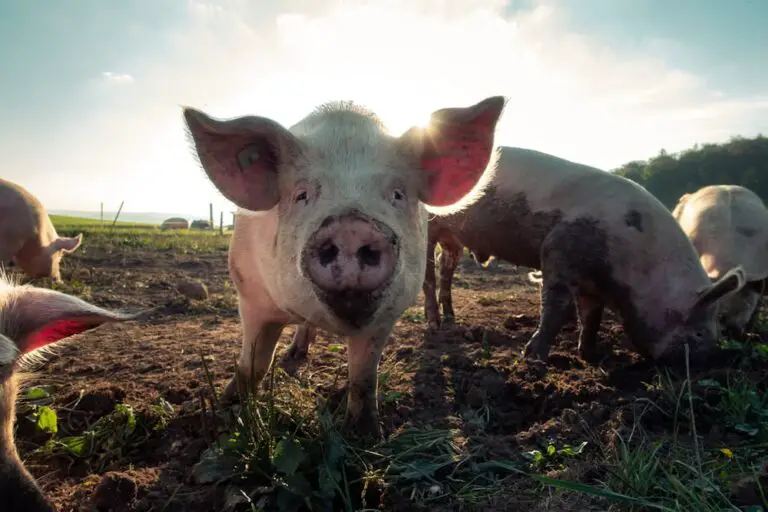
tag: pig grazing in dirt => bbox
[183,96,506,439]
[423,146,747,364]
[0,273,139,511]
[0,178,83,283]
[672,184,768,335]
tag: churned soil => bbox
[10,242,765,511]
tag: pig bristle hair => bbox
[16,345,59,373]
[308,101,387,131]
[424,144,502,217]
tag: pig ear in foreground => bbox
[401,96,507,207]
[183,107,302,212]
[691,265,747,313]
[6,287,143,354]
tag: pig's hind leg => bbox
[279,323,317,374]
[575,293,604,362]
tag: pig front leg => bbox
[437,238,463,326]
[575,293,604,362]
[344,328,389,441]
[423,237,441,330]
[221,299,286,403]
[279,323,317,375]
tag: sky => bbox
[1,0,767,217]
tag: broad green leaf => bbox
[35,406,58,434]
[24,386,51,400]
[273,437,307,477]
[59,436,88,457]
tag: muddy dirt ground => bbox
[10,241,767,511]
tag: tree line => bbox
[612,134,768,209]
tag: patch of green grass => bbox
[192,356,538,511]
[50,214,231,253]
[50,214,153,229]
[545,345,768,512]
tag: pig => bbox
[0,178,83,283]
[672,184,768,336]
[183,96,506,439]
[422,146,747,363]
[0,272,139,511]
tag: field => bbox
[9,215,768,511]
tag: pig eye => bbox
[294,189,309,204]
[391,189,405,204]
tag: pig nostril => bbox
[317,243,339,266]
[357,245,381,267]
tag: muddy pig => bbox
[183,96,506,439]
[423,146,746,363]
[0,178,83,283]
[0,273,139,511]
[672,184,768,336]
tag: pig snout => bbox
[305,214,398,327]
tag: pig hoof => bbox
[442,316,456,327]
[219,378,241,405]
[578,346,599,364]
[343,416,383,444]
[279,344,309,375]
[427,319,440,331]
[522,341,549,362]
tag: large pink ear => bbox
[51,233,83,254]
[401,96,507,207]
[2,286,142,354]
[183,107,303,212]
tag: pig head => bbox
[184,96,506,438]
[673,184,768,336]
[0,274,140,511]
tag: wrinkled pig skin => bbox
[183,96,507,439]
[0,178,83,283]
[673,184,768,336]
[0,274,140,511]
[422,147,747,364]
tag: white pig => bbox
[183,96,506,439]
[0,178,83,283]
[672,184,768,335]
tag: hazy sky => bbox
[2,0,767,216]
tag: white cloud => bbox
[26,0,768,213]
[102,71,135,84]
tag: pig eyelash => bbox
[294,189,309,204]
